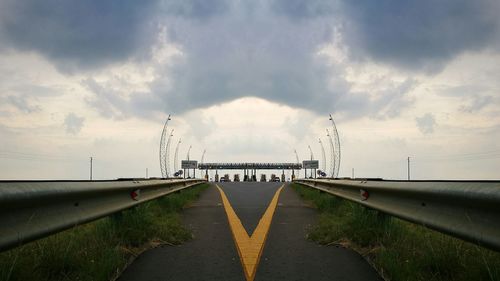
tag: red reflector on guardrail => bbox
[360,189,369,201]
[131,189,140,201]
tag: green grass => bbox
[0,183,209,281]
[292,183,500,281]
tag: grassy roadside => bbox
[292,183,500,281]
[0,183,209,281]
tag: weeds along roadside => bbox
[291,183,500,281]
[0,183,209,281]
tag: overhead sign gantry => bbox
[198,163,302,170]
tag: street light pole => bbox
[186,145,192,161]
[174,138,181,173]
[186,145,192,178]
[307,145,314,160]
[201,149,206,164]
[164,129,174,178]
[326,129,335,178]
[319,138,326,172]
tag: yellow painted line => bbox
[216,184,284,281]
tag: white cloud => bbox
[415,113,436,135]
[64,113,85,135]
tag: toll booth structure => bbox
[198,163,302,182]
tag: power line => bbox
[407,157,410,181]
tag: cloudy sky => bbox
[0,0,499,180]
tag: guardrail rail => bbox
[0,178,205,252]
[294,178,500,251]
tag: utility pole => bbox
[352,168,354,179]
[90,157,93,180]
[146,168,148,179]
[407,157,410,181]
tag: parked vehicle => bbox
[270,174,280,182]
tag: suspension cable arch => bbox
[329,114,342,178]
[159,114,171,178]
[326,129,335,178]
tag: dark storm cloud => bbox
[158,0,230,19]
[148,0,500,115]
[4,0,497,119]
[78,0,418,118]
[80,1,352,117]
[157,48,345,114]
[270,0,337,19]
[338,0,500,71]
[0,0,232,73]
[271,0,500,71]
[0,0,157,72]
[139,1,359,115]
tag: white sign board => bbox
[302,160,319,169]
[181,160,198,169]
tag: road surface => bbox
[118,182,381,281]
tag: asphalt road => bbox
[118,182,381,281]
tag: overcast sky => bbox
[0,0,499,180]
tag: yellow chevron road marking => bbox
[216,184,284,281]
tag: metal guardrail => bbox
[294,179,500,251]
[0,178,205,252]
